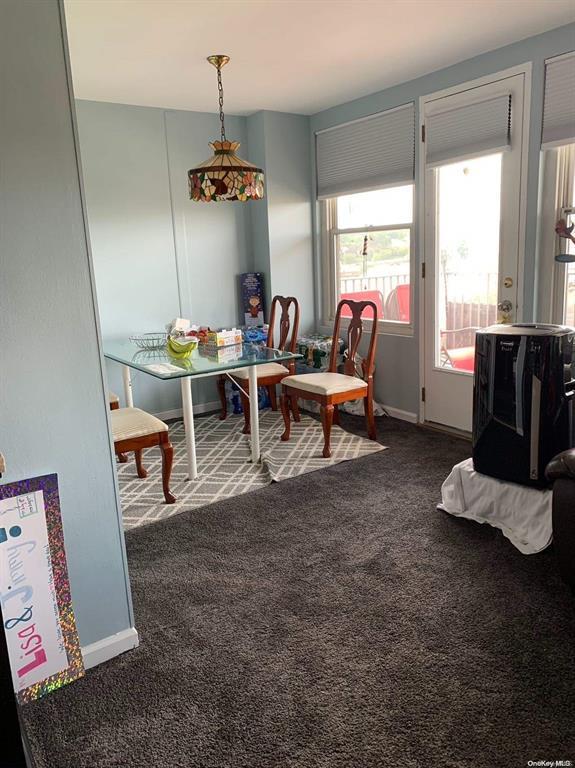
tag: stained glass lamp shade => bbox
[188,55,264,202]
[188,140,264,202]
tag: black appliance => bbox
[473,324,575,488]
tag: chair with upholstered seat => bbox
[110,407,176,504]
[109,391,128,462]
[217,295,300,434]
[109,392,128,462]
[280,298,378,458]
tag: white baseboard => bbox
[81,627,139,670]
[154,399,220,421]
[382,404,418,424]
[157,401,417,424]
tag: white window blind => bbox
[425,94,511,167]
[315,103,415,199]
[542,52,575,149]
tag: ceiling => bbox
[64,0,575,116]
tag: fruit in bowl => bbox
[167,334,199,359]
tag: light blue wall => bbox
[246,111,272,310]
[76,101,183,415]
[262,112,315,332]
[310,22,575,415]
[247,111,315,332]
[76,102,253,414]
[0,0,133,649]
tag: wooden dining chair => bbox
[110,407,176,504]
[109,391,128,462]
[217,295,301,434]
[279,298,378,458]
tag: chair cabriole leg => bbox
[135,450,147,478]
[365,385,376,440]
[160,439,176,504]
[320,404,334,458]
[268,384,278,411]
[333,405,340,425]
[290,394,301,422]
[280,388,292,442]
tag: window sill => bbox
[320,319,414,338]
[373,320,414,338]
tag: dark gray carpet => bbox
[23,415,575,768]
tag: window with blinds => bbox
[542,51,575,149]
[315,103,415,199]
[425,94,512,167]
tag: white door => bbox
[422,72,527,432]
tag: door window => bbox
[435,154,502,371]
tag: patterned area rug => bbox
[117,411,385,530]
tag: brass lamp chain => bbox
[217,65,226,142]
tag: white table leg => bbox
[122,365,134,407]
[181,377,197,480]
[248,364,260,464]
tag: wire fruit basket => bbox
[129,332,167,350]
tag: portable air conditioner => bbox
[473,324,575,488]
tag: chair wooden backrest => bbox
[329,298,378,381]
[267,295,300,353]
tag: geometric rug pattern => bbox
[117,411,385,530]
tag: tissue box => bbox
[203,343,244,363]
[206,328,243,348]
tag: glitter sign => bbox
[0,474,84,703]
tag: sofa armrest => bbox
[545,448,575,482]
[545,448,575,596]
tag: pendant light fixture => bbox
[188,55,264,202]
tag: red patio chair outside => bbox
[340,290,383,320]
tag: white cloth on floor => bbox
[438,458,553,555]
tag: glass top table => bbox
[103,339,301,480]
[103,338,300,380]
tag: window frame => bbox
[537,143,575,325]
[320,184,416,337]
[553,204,575,326]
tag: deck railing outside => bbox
[340,271,498,341]
[340,273,408,301]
